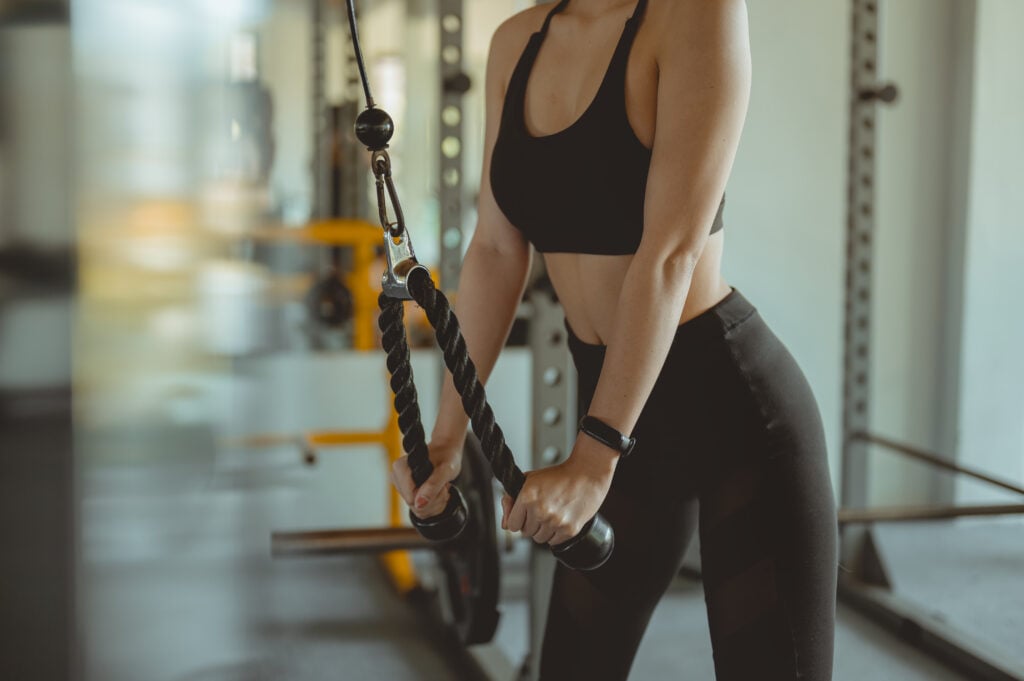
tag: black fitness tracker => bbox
[578,415,637,458]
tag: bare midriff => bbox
[544,232,731,345]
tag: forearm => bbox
[576,251,698,468]
[429,238,531,446]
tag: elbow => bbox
[645,244,702,287]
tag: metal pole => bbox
[838,503,1024,524]
[854,431,1024,498]
[311,0,326,219]
[272,527,431,555]
[438,0,466,292]
[522,281,577,681]
[840,0,883,567]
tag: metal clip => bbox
[369,149,428,300]
[381,228,428,300]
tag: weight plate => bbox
[436,432,500,645]
[307,274,353,327]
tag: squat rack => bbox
[838,1,1024,680]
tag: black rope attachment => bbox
[378,269,614,570]
[346,0,612,570]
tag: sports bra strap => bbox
[628,0,649,23]
[538,0,647,36]
[538,0,569,35]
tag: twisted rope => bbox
[377,268,526,498]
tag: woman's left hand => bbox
[501,437,618,546]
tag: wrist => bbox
[428,433,466,458]
[568,434,620,479]
[429,423,468,448]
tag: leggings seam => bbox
[720,328,779,444]
[721,306,757,334]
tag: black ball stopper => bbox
[355,106,394,151]
[550,513,615,571]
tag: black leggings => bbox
[540,287,838,680]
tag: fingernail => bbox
[415,497,427,508]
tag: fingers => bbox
[506,494,528,534]
[500,494,512,531]
[548,528,575,546]
[533,525,558,545]
[390,456,451,519]
[503,493,569,545]
[414,467,451,517]
[390,456,416,507]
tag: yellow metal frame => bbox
[303,409,418,594]
[251,218,380,350]
[231,407,419,594]
[243,218,429,594]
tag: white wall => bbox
[723,0,848,496]
[956,0,1024,504]
[869,0,966,505]
[259,0,313,221]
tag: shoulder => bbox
[499,0,559,36]
[485,3,556,84]
[648,0,748,25]
[645,0,749,59]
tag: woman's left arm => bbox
[504,0,752,546]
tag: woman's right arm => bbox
[393,17,533,517]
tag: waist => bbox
[563,285,756,367]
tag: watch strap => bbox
[578,415,636,458]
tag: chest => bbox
[522,20,658,151]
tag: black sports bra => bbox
[489,0,725,255]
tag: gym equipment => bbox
[249,219,386,351]
[430,432,500,645]
[307,270,354,328]
[839,3,1024,679]
[273,432,500,646]
[837,431,1024,525]
[343,0,614,571]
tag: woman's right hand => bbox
[390,438,464,520]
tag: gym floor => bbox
[81,468,1004,681]
[77,355,1022,681]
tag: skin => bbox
[391,0,751,547]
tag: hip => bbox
[565,287,827,488]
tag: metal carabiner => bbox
[371,150,428,300]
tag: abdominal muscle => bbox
[543,230,731,345]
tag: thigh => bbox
[699,454,837,681]
[699,318,838,680]
[539,484,699,681]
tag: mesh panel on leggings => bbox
[538,488,699,680]
[699,459,800,680]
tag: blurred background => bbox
[0,0,1021,680]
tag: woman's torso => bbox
[489,0,730,345]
